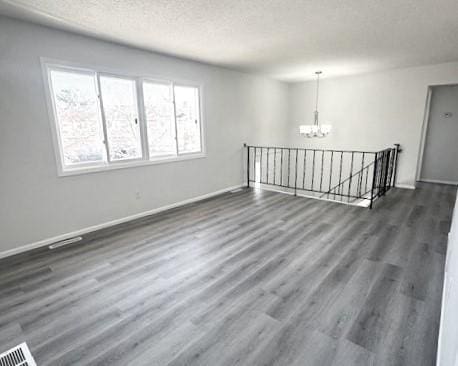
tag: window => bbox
[175,85,201,154]
[143,81,176,157]
[99,76,142,161]
[46,63,204,175]
[49,69,106,166]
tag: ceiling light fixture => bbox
[299,71,332,138]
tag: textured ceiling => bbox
[1,0,458,81]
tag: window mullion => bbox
[172,83,179,156]
[136,79,149,161]
[96,73,111,164]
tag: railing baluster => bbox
[280,148,284,186]
[384,150,390,194]
[260,147,263,184]
[348,152,354,198]
[302,149,307,189]
[294,149,298,195]
[375,154,379,197]
[393,143,400,187]
[377,153,382,197]
[266,147,270,185]
[379,151,383,196]
[386,150,391,191]
[383,152,387,193]
[389,147,395,188]
[311,150,316,191]
[365,159,369,194]
[381,152,384,194]
[379,153,383,195]
[390,148,395,189]
[370,152,378,209]
[273,148,277,185]
[388,150,393,191]
[319,150,325,192]
[328,151,334,198]
[381,151,385,195]
[338,152,343,196]
[254,147,257,183]
[287,149,291,187]
[359,152,365,197]
[247,145,250,188]
[381,153,384,195]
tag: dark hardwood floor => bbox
[0,182,456,365]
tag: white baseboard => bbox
[419,178,458,186]
[396,184,416,190]
[0,184,244,260]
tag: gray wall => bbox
[0,16,289,254]
[287,63,458,187]
[421,85,458,184]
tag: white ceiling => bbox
[1,0,458,81]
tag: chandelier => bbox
[299,71,332,138]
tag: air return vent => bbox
[0,343,36,366]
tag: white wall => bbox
[287,63,458,187]
[437,193,458,366]
[0,16,289,255]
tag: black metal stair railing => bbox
[244,143,400,209]
[320,160,375,203]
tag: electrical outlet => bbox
[135,192,141,200]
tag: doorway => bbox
[419,85,458,185]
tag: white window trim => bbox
[141,77,205,157]
[41,58,206,177]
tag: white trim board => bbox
[419,179,458,186]
[415,86,433,182]
[253,184,371,208]
[396,184,416,190]
[0,184,243,260]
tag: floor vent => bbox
[0,343,36,366]
[49,236,82,249]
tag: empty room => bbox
[1,1,458,365]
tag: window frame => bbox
[173,82,204,156]
[141,78,205,159]
[97,72,145,165]
[42,58,206,177]
[141,78,176,160]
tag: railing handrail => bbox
[244,144,380,155]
